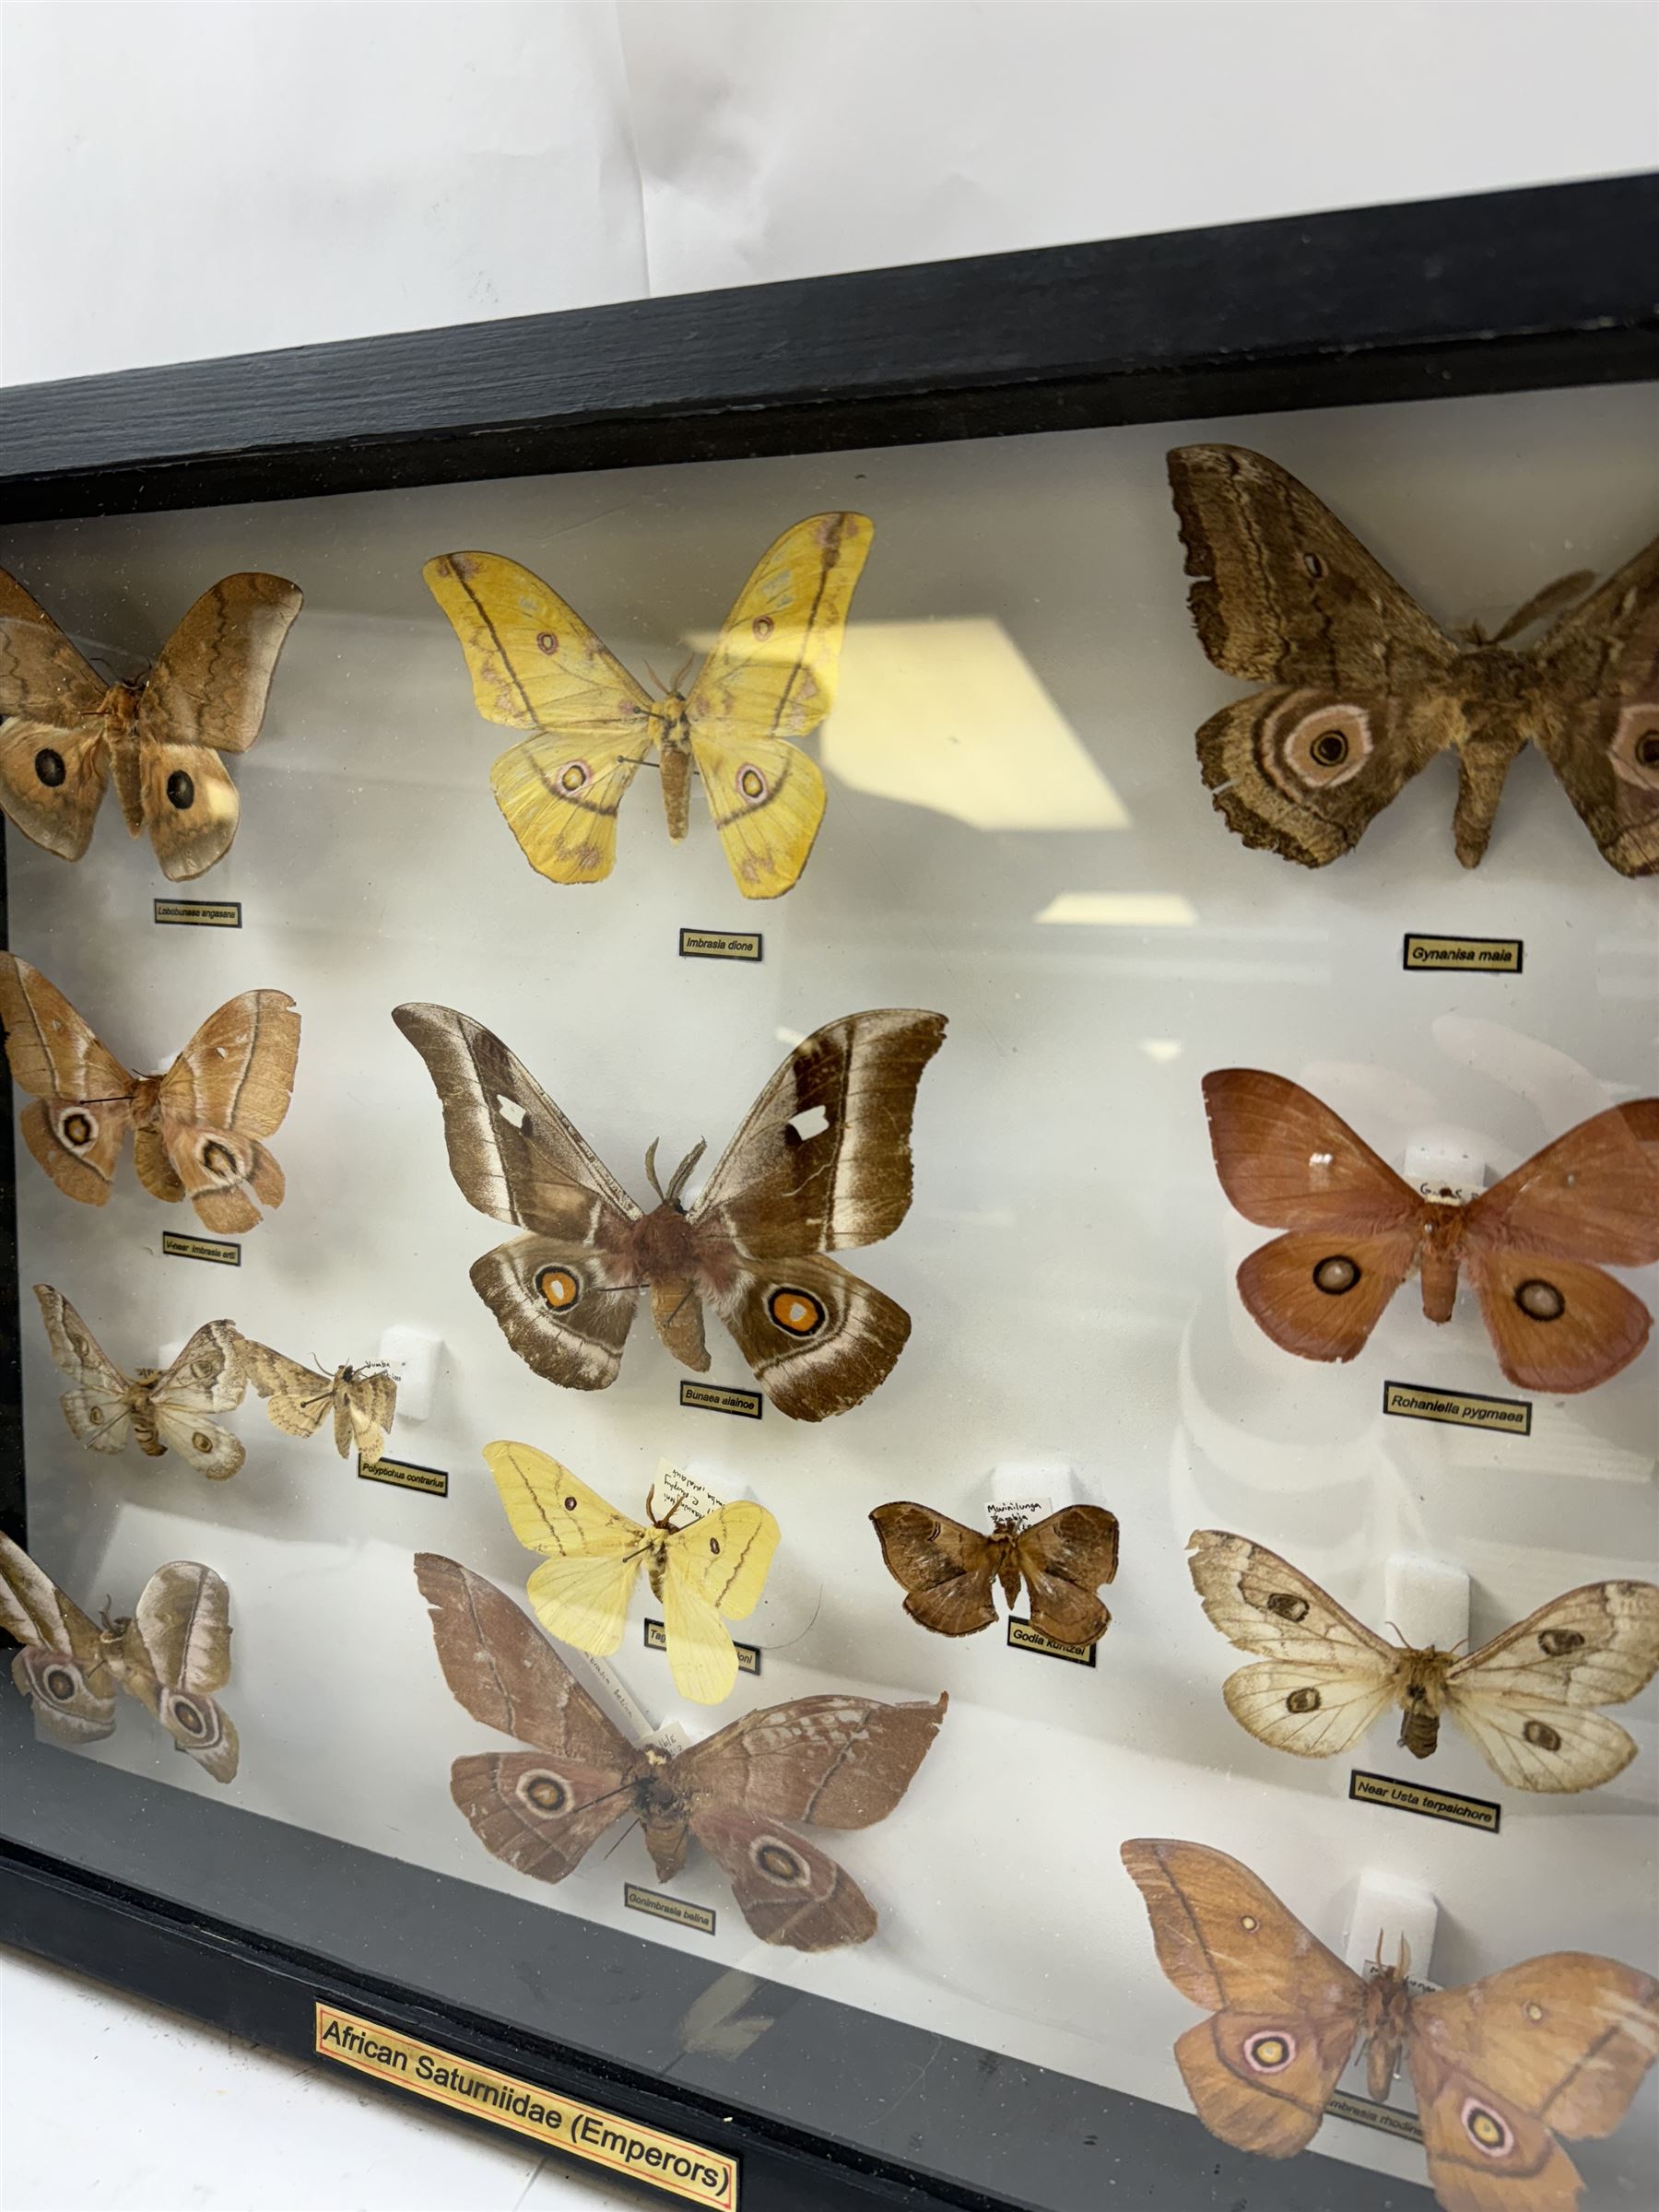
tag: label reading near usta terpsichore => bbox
[1349,1769,1500,1834]
[314,2006,737,2206]
[1382,1381,1531,1437]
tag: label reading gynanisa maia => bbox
[314,2006,737,2207]
[1326,2089,1425,2144]
[1402,932,1522,973]
[153,897,243,928]
[1006,1617,1097,1667]
[161,1231,241,1267]
[625,1884,716,1936]
[679,1381,763,1420]
[358,1453,449,1498]
[678,926,762,962]
[1349,1770,1501,1834]
[1382,1381,1531,1436]
[645,1618,759,1675]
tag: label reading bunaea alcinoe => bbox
[679,1381,763,1420]
[314,2005,736,2206]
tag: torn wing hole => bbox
[785,1105,830,1145]
[495,1094,528,1130]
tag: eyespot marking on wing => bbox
[34,748,66,787]
[523,1771,573,1813]
[1610,706,1659,790]
[1515,1278,1566,1322]
[768,1287,827,1338]
[535,1265,582,1312]
[1244,2030,1298,2075]
[1312,1254,1362,1295]
[1461,2100,1515,2158]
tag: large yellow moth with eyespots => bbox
[486,1441,780,1706]
[422,513,872,900]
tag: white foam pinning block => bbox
[1401,1139,1485,1205]
[156,1337,186,1371]
[983,1460,1079,1524]
[1385,1552,1471,1653]
[377,1326,441,1424]
[1347,1869,1439,1988]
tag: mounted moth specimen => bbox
[487,1441,780,1705]
[417,1553,945,1949]
[1170,443,1659,874]
[1124,1837,1659,2211]
[1187,1531,1659,1793]
[36,1284,247,1481]
[0,954,300,1232]
[240,1340,397,1463]
[394,1003,946,1419]
[424,512,873,899]
[870,1501,1119,1648]
[0,1530,239,1781]
[1203,1069,1659,1393]
[0,567,301,879]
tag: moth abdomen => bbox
[1398,1702,1440,1759]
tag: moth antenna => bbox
[670,651,695,693]
[1491,567,1595,643]
[602,1815,644,1863]
[644,1140,666,1204]
[1372,1927,1385,1971]
[665,1138,708,1208]
[1398,1935,1412,1977]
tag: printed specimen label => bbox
[1402,933,1522,973]
[162,1232,241,1267]
[679,928,762,963]
[1382,1381,1531,1436]
[1349,1770,1500,1833]
[154,898,243,928]
[645,1618,759,1675]
[679,1382,763,1420]
[358,1454,449,1498]
[624,1884,717,1936]
[1006,1617,1097,1667]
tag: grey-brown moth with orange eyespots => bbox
[394,1004,946,1420]
[417,1553,946,1950]
[0,1529,239,1782]
[1170,443,1659,874]
[0,953,300,1233]
[1124,1838,1659,2212]
[1187,1530,1659,1793]
[0,567,301,879]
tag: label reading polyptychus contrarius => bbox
[1349,1769,1501,1834]
[161,1231,241,1267]
[1402,933,1522,974]
[314,2005,737,2206]
[1327,2089,1425,2144]
[679,927,762,963]
[1382,1381,1531,1436]
[645,1618,759,1675]
[679,1381,763,1420]
[153,897,243,928]
[624,1883,716,1936]
[1006,1617,1097,1667]
[358,1453,449,1498]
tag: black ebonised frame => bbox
[1,172,1655,2212]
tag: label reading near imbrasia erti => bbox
[1402,933,1522,974]
[645,1618,760,1675]
[1382,1381,1531,1437]
[153,898,243,928]
[314,2005,737,2206]
[679,1381,763,1420]
[625,1884,716,1936]
[1006,1617,1097,1667]
[1349,1770,1501,1834]
[162,1231,241,1267]
[678,927,762,963]
[358,1453,449,1498]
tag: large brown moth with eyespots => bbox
[36,1285,247,1481]
[393,1004,946,1420]
[1170,444,1659,874]
[0,568,301,880]
[416,1553,946,1950]
[0,1530,239,1782]
[1124,1839,1659,2212]
[870,1501,1120,1648]
[1187,1532,1659,1794]
[0,954,299,1233]
[1202,1069,1659,1394]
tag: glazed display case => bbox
[0,174,1655,2212]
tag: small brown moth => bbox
[1187,1531,1659,1793]
[417,1553,946,1950]
[0,1530,239,1782]
[0,568,301,879]
[394,1004,946,1419]
[1170,443,1659,874]
[870,1502,1119,1647]
[1124,1838,1659,2211]
[240,1340,397,1463]
[0,954,300,1233]
[36,1285,247,1480]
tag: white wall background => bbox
[1,0,1656,387]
